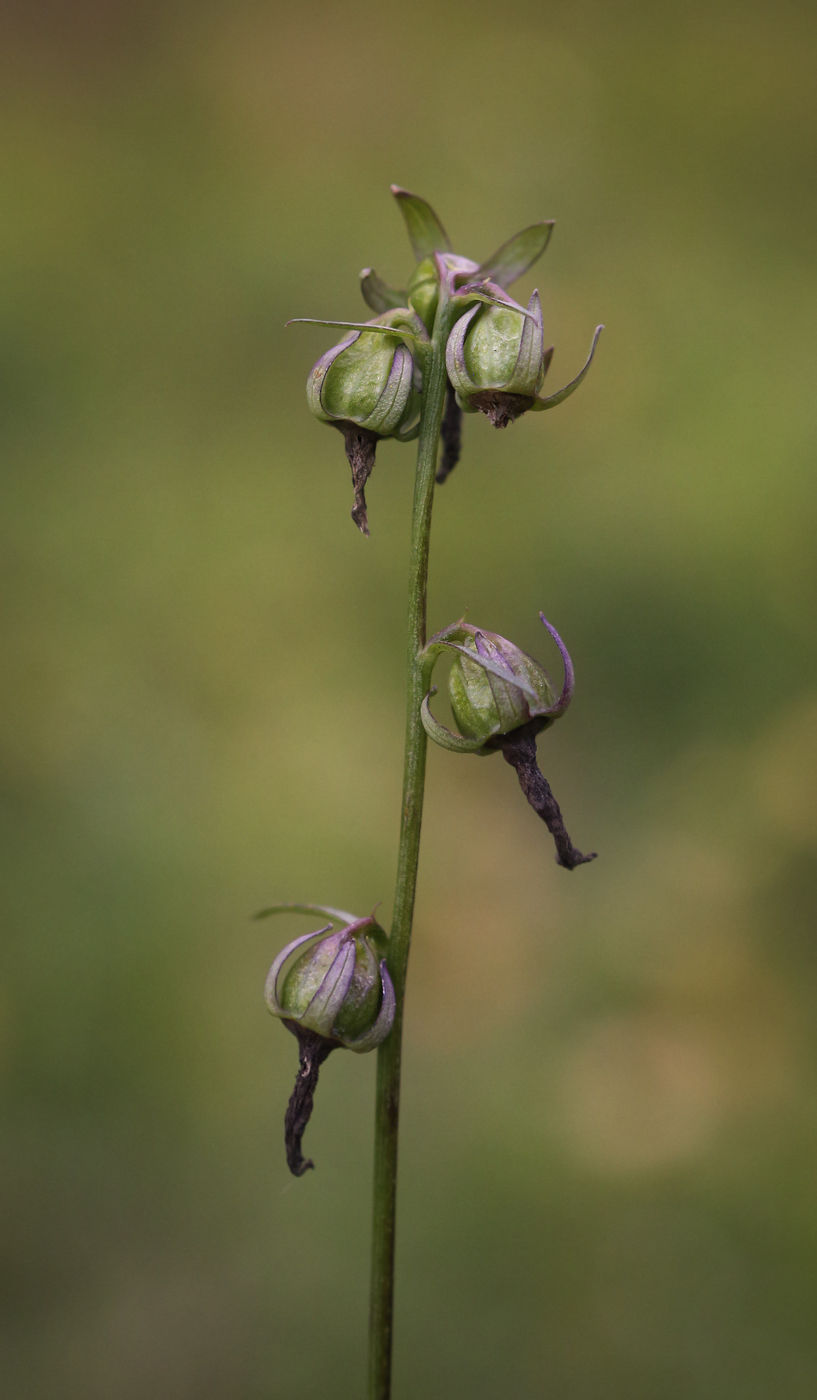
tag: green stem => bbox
[368,287,453,1400]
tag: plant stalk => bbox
[368,288,453,1400]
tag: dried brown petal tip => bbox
[468,390,534,429]
[283,1022,338,1176]
[336,422,379,536]
[493,725,597,871]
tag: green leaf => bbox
[391,185,452,260]
[360,268,408,314]
[476,222,555,289]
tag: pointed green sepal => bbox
[391,185,452,260]
[530,326,603,410]
[476,222,555,289]
[393,418,421,443]
[421,690,489,754]
[360,268,409,315]
[254,901,360,926]
[288,317,426,348]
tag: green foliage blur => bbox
[2,1,816,1395]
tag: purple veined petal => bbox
[445,303,481,398]
[264,925,333,1016]
[539,614,575,717]
[305,334,360,421]
[362,342,413,434]
[507,290,545,397]
[474,631,528,732]
[438,640,540,701]
[342,960,397,1053]
[339,914,380,940]
[300,936,356,1035]
[445,254,480,281]
[452,280,536,319]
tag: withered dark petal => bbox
[469,390,534,428]
[334,422,380,536]
[283,1021,339,1177]
[436,383,463,483]
[491,724,597,870]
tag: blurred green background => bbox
[2,0,817,1395]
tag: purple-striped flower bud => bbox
[423,616,572,750]
[420,616,596,872]
[448,624,558,744]
[306,310,422,535]
[265,916,394,1052]
[258,907,396,1176]
[446,292,602,429]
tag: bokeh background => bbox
[2,0,817,1395]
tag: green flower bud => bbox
[447,292,602,428]
[258,907,396,1176]
[426,619,566,748]
[450,626,555,742]
[306,310,422,534]
[446,291,547,426]
[420,616,596,872]
[265,916,394,1052]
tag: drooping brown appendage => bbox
[437,382,463,483]
[335,422,380,535]
[469,389,534,429]
[283,1021,338,1176]
[492,725,597,870]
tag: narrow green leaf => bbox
[391,185,452,260]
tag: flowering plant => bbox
[261,186,601,1399]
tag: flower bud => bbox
[259,908,396,1176]
[448,625,558,743]
[447,292,602,428]
[420,616,596,872]
[306,311,422,534]
[265,916,395,1052]
[446,291,547,426]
